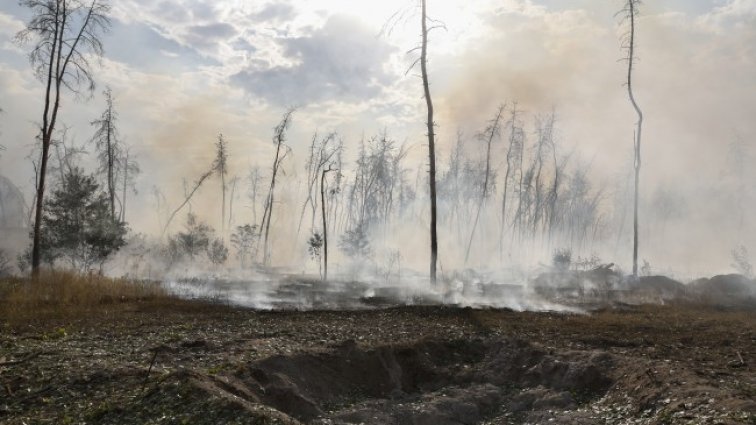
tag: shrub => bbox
[552,248,572,271]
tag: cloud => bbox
[251,2,296,23]
[232,15,395,106]
[698,0,756,32]
[105,20,219,71]
[184,22,238,49]
[0,12,24,37]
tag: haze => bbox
[0,0,755,277]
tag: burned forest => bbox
[0,1,755,424]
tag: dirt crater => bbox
[176,337,615,424]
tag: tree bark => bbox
[626,0,643,279]
[31,0,102,275]
[420,0,438,285]
[320,167,334,281]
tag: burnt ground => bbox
[0,302,754,424]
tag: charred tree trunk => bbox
[31,0,63,276]
[321,167,336,281]
[260,109,294,266]
[105,96,115,220]
[213,134,229,242]
[420,0,439,285]
[25,0,109,275]
[625,0,643,278]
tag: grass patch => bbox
[0,270,172,324]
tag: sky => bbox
[0,0,755,274]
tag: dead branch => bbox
[162,169,213,237]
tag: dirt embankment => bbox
[1,303,754,424]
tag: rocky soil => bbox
[1,301,754,424]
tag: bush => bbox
[308,232,323,260]
[207,238,228,265]
[230,224,258,268]
[552,248,572,271]
[340,225,371,259]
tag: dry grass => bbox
[0,270,172,324]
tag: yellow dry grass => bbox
[0,270,170,323]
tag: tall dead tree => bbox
[297,132,341,234]
[227,175,239,231]
[621,0,644,278]
[499,103,521,255]
[530,111,556,237]
[259,109,294,265]
[247,166,262,225]
[345,135,408,234]
[213,134,228,241]
[17,0,111,275]
[420,0,439,285]
[465,105,504,263]
[119,146,139,223]
[90,86,121,220]
[512,113,528,240]
[321,166,338,281]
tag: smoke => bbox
[2,1,756,308]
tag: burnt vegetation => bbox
[0,1,755,424]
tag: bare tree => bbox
[247,166,262,225]
[420,0,439,284]
[17,0,111,275]
[465,105,504,263]
[500,103,523,254]
[119,146,139,223]
[227,175,239,231]
[90,86,121,220]
[321,166,338,281]
[213,134,229,241]
[259,109,294,265]
[162,169,213,237]
[620,0,644,278]
[51,126,86,183]
[345,134,409,233]
[438,131,465,235]
[382,0,441,282]
[530,112,555,236]
[298,132,341,234]
[512,109,528,241]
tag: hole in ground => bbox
[223,337,614,424]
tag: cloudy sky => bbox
[0,0,755,272]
